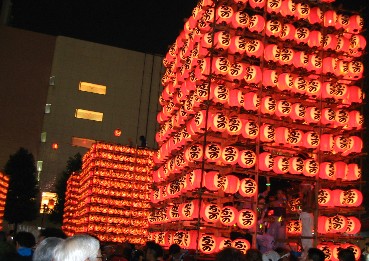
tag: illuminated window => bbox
[75,109,103,122]
[40,192,57,213]
[37,161,43,172]
[79,82,107,95]
[41,132,47,142]
[45,104,51,113]
[72,137,96,149]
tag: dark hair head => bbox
[39,228,67,239]
[307,248,325,261]
[246,249,262,261]
[216,247,245,261]
[14,232,36,248]
[146,241,163,259]
[169,244,181,255]
[338,249,355,261]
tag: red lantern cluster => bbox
[62,142,153,244]
[0,173,9,230]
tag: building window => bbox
[37,161,43,172]
[41,132,47,142]
[72,137,96,149]
[79,82,107,95]
[45,104,51,114]
[75,109,103,122]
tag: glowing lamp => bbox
[205,143,222,163]
[292,77,307,94]
[330,215,348,233]
[262,69,278,87]
[237,209,256,229]
[198,234,218,254]
[259,152,274,171]
[224,175,240,194]
[261,96,276,115]
[335,60,349,78]
[205,171,225,191]
[184,143,203,162]
[323,10,337,27]
[280,23,295,41]
[303,131,320,149]
[213,57,231,76]
[348,14,364,34]
[243,92,260,111]
[335,109,349,127]
[289,157,304,174]
[264,44,280,62]
[216,5,234,25]
[231,239,250,254]
[275,127,289,144]
[348,86,364,104]
[229,36,247,55]
[220,206,238,226]
[229,89,244,108]
[336,14,350,30]
[293,51,309,69]
[202,203,221,222]
[179,200,200,220]
[238,150,257,169]
[260,124,275,143]
[278,73,294,91]
[321,108,336,125]
[231,11,249,29]
[211,83,229,104]
[317,217,330,234]
[307,54,322,74]
[279,48,294,65]
[228,62,247,82]
[221,146,240,165]
[336,36,350,53]
[241,120,259,139]
[294,27,310,44]
[266,0,282,13]
[350,34,366,51]
[334,135,349,153]
[318,189,333,207]
[348,61,364,79]
[319,162,335,180]
[244,65,262,84]
[320,134,334,152]
[214,31,231,51]
[346,216,361,235]
[273,156,290,174]
[305,107,321,124]
[248,15,265,33]
[332,189,345,207]
[52,143,59,150]
[275,100,292,117]
[245,39,264,58]
[303,159,319,177]
[218,238,232,252]
[209,111,228,133]
[334,83,348,101]
[238,178,258,197]
[344,189,363,207]
[266,20,282,37]
[347,163,361,181]
[323,34,338,51]
[295,3,310,20]
[309,7,323,24]
[308,31,323,48]
[186,169,203,190]
[280,0,295,17]
[334,161,348,179]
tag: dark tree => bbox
[4,148,39,231]
[49,153,82,224]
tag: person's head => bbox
[33,237,64,261]
[169,243,181,258]
[246,249,262,261]
[216,247,245,261]
[14,231,36,249]
[258,197,267,210]
[38,228,67,243]
[145,241,163,261]
[365,242,369,252]
[307,248,325,261]
[338,248,355,261]
[53,234,100,261]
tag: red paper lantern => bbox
[303,159,319,177]
[229,36,248,55]
[334,135,350,153]
[220,206,238,226]
[261,96,276,115]
[232,239,251,254]
[249,0,266,8]
[289,157,304,174]
[279,48,294,65]
[202,203,221,222]
[350,34,367,51]
[244,65,262,84]
[348,61,364,79]
[294,27,310,44]
[186,169,203,190]
[278,73,294,92]
[214,31,231,51]
[308,31,323,48]
[323,34,338,51]
[216,5,234,25]
[266,20,282,37]
[323,10,337,27]
[307,54,322,73]
[224,175,240,194]
[185,143,203,162]
[275,100,292,118]
[262,69,278,87]
[335,14,350,30]
[302,131,320,149]
[319,162,335,180]
[245,39,264,58]
[221,146,240,165]
[275,127,289,144]
[229,89,244,108]
[334,60,349,78]
[318,189,333,207]
[179,200,200,220]
[334,161,348,179]
[348,86,364,104]
[264,44,280,62]
[342,244,362,261]
[335,109,349,127]
[167,204,181,221]
[205,171,225,191]
[344,189,363,207]
[209,111,228,132]
[346,216,361,235]
[218,238,232,252]
[273,156,290,174]
[334,82,349,101]
[248,15,265,33]
[305,106,321,124]
[295,3,310,20]
[348,14,364,34]
[237,209,256,229]
[238,150,257,169]
[292,77,307,94]
[321,108,336,125]
[347,163,361,181]
[280,23,295,41]
[309,6,323,24]
[243,92,260,111]
[241,120,259,139]
[205,143,222,163]
[348,111,363,129]
[336,36,350,53]
[260,124,275,142]
[317,217,331,234]
[239,178,258,197]
[287,128,303,145]
[280,0,295,17]
[332,189,345,207]
[266,0,282,13]
[293,51,309,68]
[259,152,274,171]
[211,83,229,104]
[320,134,334,152]
[231,11,249,29]
[227,116,243,136]
[228,62,247,82]
[330,215,348,233]
[198,234,218,254]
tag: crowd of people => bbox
[0,226,365,261]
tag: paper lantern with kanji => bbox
[350,34,367,51]
[229,36,248,55]
[273,156,290,174]
[293,51,309,69]
[348,111,363,129]
[290,103,306,121]
[275,100,292,118]
[266,20,282,37]
[317,243,333,260]
[264,44,280,62]
[294,27,310,44]
[237,209,256,229]
[307,79,322,97]
[320,134,334,152]
[333,161,348,179]
[280,0,295,17]
[229,89,244,108]
[211,84,229,104]
[243,92,260,111]
[335,60,349,77]
[319,162,335,180]
[286,220,302,235]
[188,110,207,135]
[186,169,203,190]
[202,203,221,223]
[261,96,276,115]
[185,144,203,163]
[330,215,348,233]
[342,243,362,261]
[318,189,333,207]
[205,171,226,191]
[259,152,274,171]
[303,159,319,177]
[214,31,231,51]
[266,0,282,13]
[179,200,200,220]
[227,116,243,136]
[218,238,232,252]
[323,10,337,27]
[216,4,234,25]
[228,62,247,82]
[205,143,222,163]
[239,178,258,197]
[238,150,256,169]
[303,131,320,149]
[332,189,345,207]
[287,129,303,146]
[167,204,181,221]
[245,39,264,58]
[198,234,218,254]
[321,108,336,125]
[278,73,293,92]
[305,107,321,124]
[279,48,294,65]
[309,6,323,24]
[289,157,304,174]
[224,175,240,194]
[348,14,364,34]
[232,239,251,254]
[210,111,228,132]
[221,146,239,165]
[260,124,275,142]
[220,206,238,226]
[295,3,310,20]
[348,61,364,79]
[317,216,331,234]
[242,120,259,139]
[343,189,363,207]
[308,31,323,48]
[346,216,361,235]
[231,11,249,29]
[243,65,262,85]
[248,15,265,33]
[347,163,361,181]
[275,127,289,144]
[345,136,363,154]
[334,135,350,153]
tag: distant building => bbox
[0,26,162,194]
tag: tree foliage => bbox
[49,153,82,224]
[4,148,39,227]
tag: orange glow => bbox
[52,143,59,150]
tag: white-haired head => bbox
[53,234,100,261]
[33,237,64,261]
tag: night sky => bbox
[7,0,367,56]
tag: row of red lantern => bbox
[318,215,361,235]
[85,224,148,236]
[89,198,151,210]
[318,189,363,207]
[94,170,152,182]
[89,187,150,200]
[96,234,146,245]
[318,242,361,261]
[92,143,154,156]
[90,159,151,173]
[90,151,153,166]
[90,177,149,191]
[88,214,149,226]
